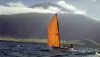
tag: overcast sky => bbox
[0,0,100,21]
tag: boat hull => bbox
[52,47,73,50]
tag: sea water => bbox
[0,40,99,57]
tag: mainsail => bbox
[48,14,60,47]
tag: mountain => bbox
[0,13,100,44]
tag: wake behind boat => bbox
[47,13,73,50]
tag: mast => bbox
[55,13,61,47]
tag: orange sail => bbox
[48,14,60,48]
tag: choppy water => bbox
[0,40,99,57]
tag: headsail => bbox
[48,14,60,48]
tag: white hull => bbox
[96,52,100,56]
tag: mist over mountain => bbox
[31,2,60,8]
[30,2,72,13]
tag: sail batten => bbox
[48,14,60,47]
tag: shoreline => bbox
[0,37,84,45]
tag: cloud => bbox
[6,1,27,7]
[57,0,86,14]
[92,0,96,2]
[0,1,85,15]
[0,1,58,15]
[0,1,67,15]
[48,6,61,12]
[0,6,58,15]
[33,6,68,13]
[0,1,35,15]
[30,7,56,13]
[0,6,35,15]
[57,0,76,10]
[74,10,86,14]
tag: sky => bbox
[0,0,57,6]
[0,0,100,21]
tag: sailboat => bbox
[48,13,73,50]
